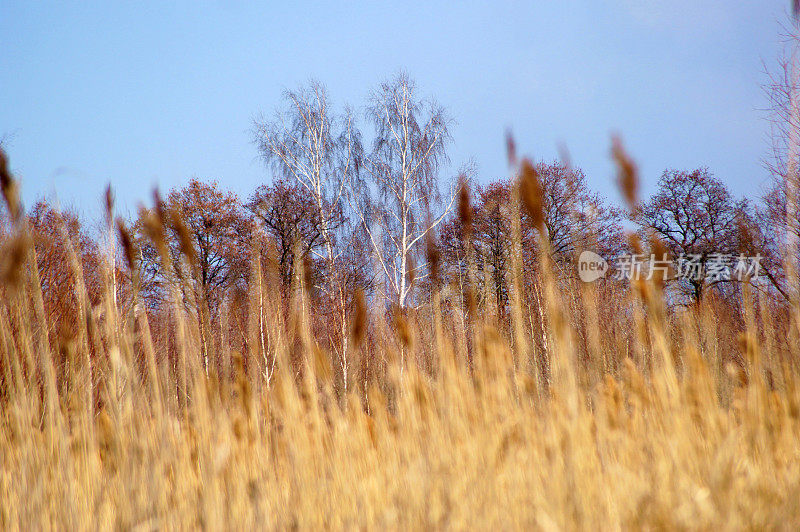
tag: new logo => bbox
[578,251,608,282]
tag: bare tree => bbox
[440,164,623,315]
[132,180,251,313]
[441,179,513,315]
[761,19,800,302]
[758,182,798,301]
[28,200,102,336]
[253,81,360,388]
[166,180,252,309]
[247,179,344,291]
[358,73,455,308]
[635,168,742,302]
[763,22,800,195]
[529,161,624,273]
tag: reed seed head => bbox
[425,230,441,289]
[0,149,21,221]
[116,218,138,275]
[519,158,544,232]
[458,177,473,241]
[170,207,197,267]
[612,135,638,211]
[0,231,29,288]
[350,288,367,348]
[104,184,115,226]
[505,130,518,168]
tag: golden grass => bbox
[1,150,800,530]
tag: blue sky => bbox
[0,1,791,222]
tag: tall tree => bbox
[28,200,102,335]
[635,168,742,302]
[758,183,798,301]
[166,179,251,308]
[359,73,454,308]
[441,180,514,314]
[440,164,623,314]
[247,179,344,291]
[253,81,360,388]
[536,162,623,264]
[132,179,251,313]
[760,20,800,302]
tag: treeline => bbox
[0,74,794,395]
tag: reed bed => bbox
[0,148,799,530]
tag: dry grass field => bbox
[1,146,800,530]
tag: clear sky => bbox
[0,1,791,222]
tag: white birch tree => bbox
[358,73,454,308]
[253,81,361,389]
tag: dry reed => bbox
[0,147,798,530]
